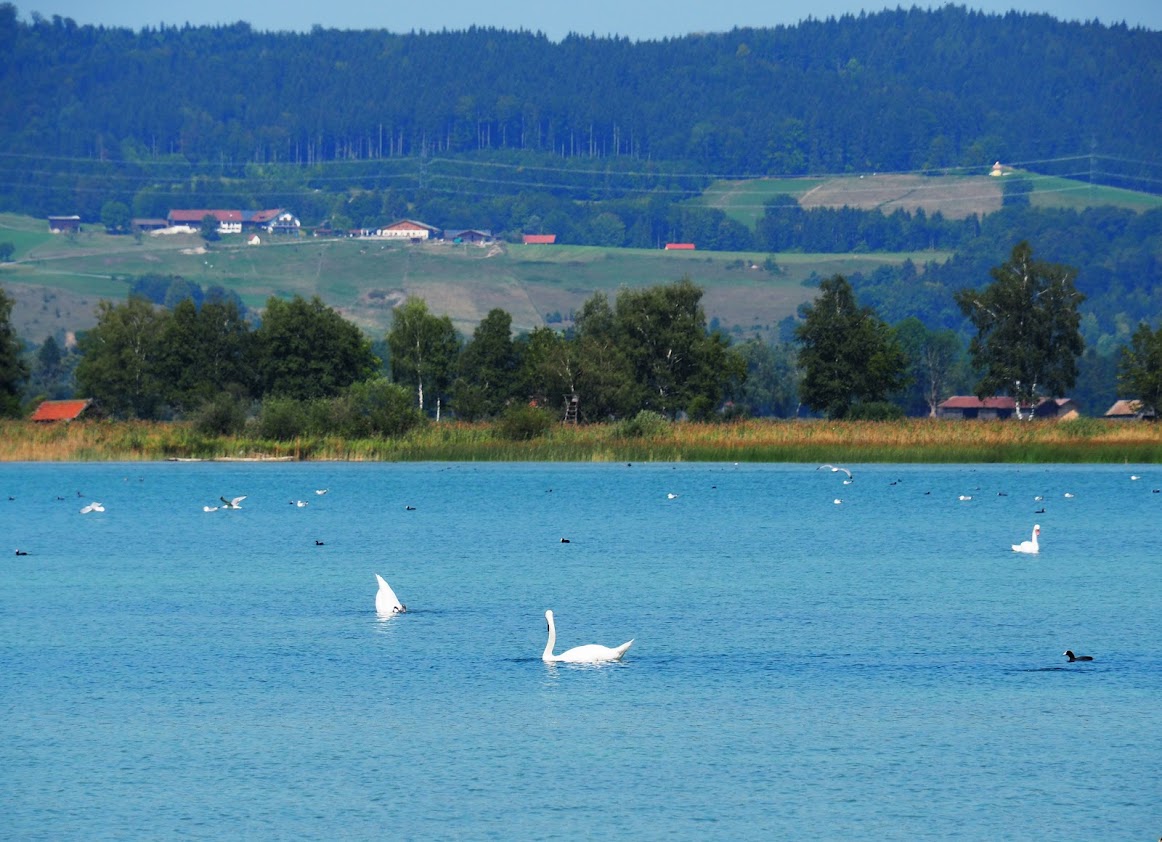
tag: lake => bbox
[3,461,1160,839]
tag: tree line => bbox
[4,245,1161,430]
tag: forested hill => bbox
[1,3,1159,187]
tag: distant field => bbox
[0,215,946,340]
[698,178,827,228]
[701,172,1162,226]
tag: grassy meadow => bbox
[0,212,940,339]
[701,172,1162,228]
[3,417,1160,464]
[2,170,1156,342]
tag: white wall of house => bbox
[376,226,429,239]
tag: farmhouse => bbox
[47,215,81,233]
[165,209,299,235]
[936,396,1079,420]
[374,219,440,240]
[167,209,243,233]
[446,228,493,244]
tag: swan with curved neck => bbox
[1012,524,1040,554]
[375,573,406,616]
[542,610,633,663]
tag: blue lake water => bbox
[2,461,1161,840]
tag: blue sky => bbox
[18,1,1162,38]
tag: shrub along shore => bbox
[2,418,1161,463]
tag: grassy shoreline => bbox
[3,418,1161,463]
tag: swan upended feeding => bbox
[220,496,246,509]
[542,609,633,663]
[375,573,406,616]
[1012,523,1041,554]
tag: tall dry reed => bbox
[2,417,1160,463]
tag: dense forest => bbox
[1,3,1160,218]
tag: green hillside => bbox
[4,166,1158,344]
[700,173,1162,228]
[1,213,937,341]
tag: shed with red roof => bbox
[30,399,92,422]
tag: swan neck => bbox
[543,612,557,661]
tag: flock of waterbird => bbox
[811,462,1149,665]
[17,463,1147,665]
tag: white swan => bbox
[542,609,633,663]
[375,573,406,616]
[1012,524,1040,554]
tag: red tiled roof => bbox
[168,210,243,224]
[938,396,1017,410]
[381,219,438,232]
[523,234,557,244]
[1105,399,1145,416]
[247,209,282,223]
[664,243,696,250]
[30,399,91,422]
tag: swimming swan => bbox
[542,609,633,663]
[375,573,406,616]
[1012,524,1040,554]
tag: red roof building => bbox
[522,234,557,244]
[30,399,92,422]
[936,396,1078,420]
[664,243,696,250]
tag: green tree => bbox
[572,292,637,420]
[100,200,132,234]
[0,286,28,416]
[1001,177,1033,208]
[515,326,577,414]
[611,278,743,418]
[734,337,800,418]
[1118,322,1162,418]
[199,214,221,242]
[894,316,965,417]
[332,378,425,437]
[452,308,517,419]
[795,275,909,419]
[954,241,1085,412]
[75,297,169,418]
[159,297,255,412]
[386,298,460,414]
[254,296,377,400]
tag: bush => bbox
[190,393,248,436]
[340,379,425,437]
[252,397,308,440]
[846,401,905,421]
[686,395,716,422]
[615,409,670,438]
[496,403,554,440]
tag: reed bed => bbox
[2,417,1161,463]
